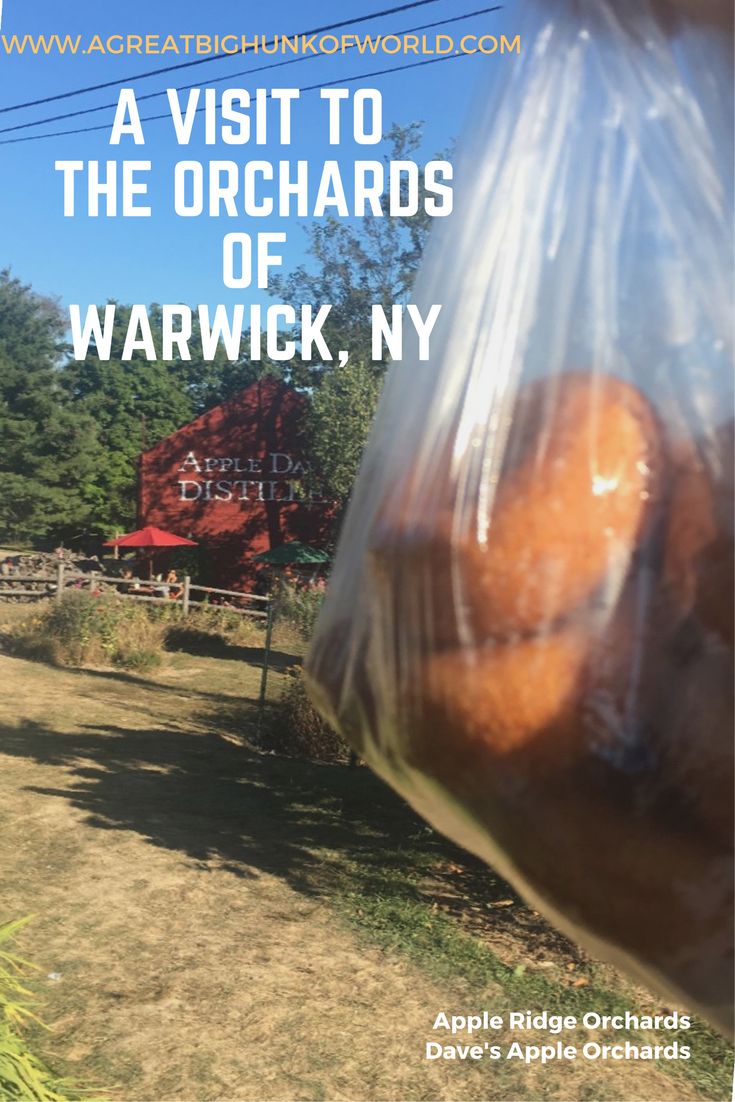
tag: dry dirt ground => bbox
[0,649,715,1102]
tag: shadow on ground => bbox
[0,700,432,899]
[0,664,574,957]
[164,626,301,671]
[0,700,431,899]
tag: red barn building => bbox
[138,378,332,589]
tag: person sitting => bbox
[118,568,134,594]
[152,572,170,598]
[165,569,182,598]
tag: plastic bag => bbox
[305,0,733,1032]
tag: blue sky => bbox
[0,0,521,313]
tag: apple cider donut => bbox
[369,373,666,647]
[664,420,734,647]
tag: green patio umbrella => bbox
[252,541,330,566]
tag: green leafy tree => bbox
[273,124,439,516]
[62,303,195,531]
[178,329,276,416]
[308,362,383,505]
[0,270,102,544]
[273,124,435,387]
[63,304,281,531]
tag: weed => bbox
[8,593,164,672]
[0,918,86,1101]
[261,668,349,763]
[272,578,325,641]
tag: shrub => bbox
[261,667,349,763]
[272,578,325,641]
[164,605,266,656]
[9,592,165,671]
[188,604,265,644]
[114,646,161,673]
[6,593,276,672]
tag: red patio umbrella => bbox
[104,526,197,548]
[104,526,197,578]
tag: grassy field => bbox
[0,613,731,1101]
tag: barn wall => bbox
[138,378,332,589]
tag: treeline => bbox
[0,274,263,544]
[0,126,434,547]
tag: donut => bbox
[664,420,734,646]
[408,626,592,776]
[369,373,666,646]
[650,623,734,844]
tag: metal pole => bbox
[182,574,191,616]
[257,598,275,737]
[55,560,65,604]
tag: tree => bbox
[273,124,435,387]
[62,303,195,531]
[272,124,438,515]
[307,361,383,505]
[63,304,281,532]
[0,270,102,544]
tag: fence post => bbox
[257,598,275,736]
[55,560,65,604]
[182,574,191,616]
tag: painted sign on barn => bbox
[138,378,332,589]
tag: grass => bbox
[0,631,729,1101]
[334,876,730,1098]
[259,667,350,762]
[290,774,733,1101]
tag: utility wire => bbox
[0,0,447,114]
[0,6,501,136]
[0,50,484,146]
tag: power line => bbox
[0,50,483,146]
[0,6,502,137]
[0,0,446,114]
